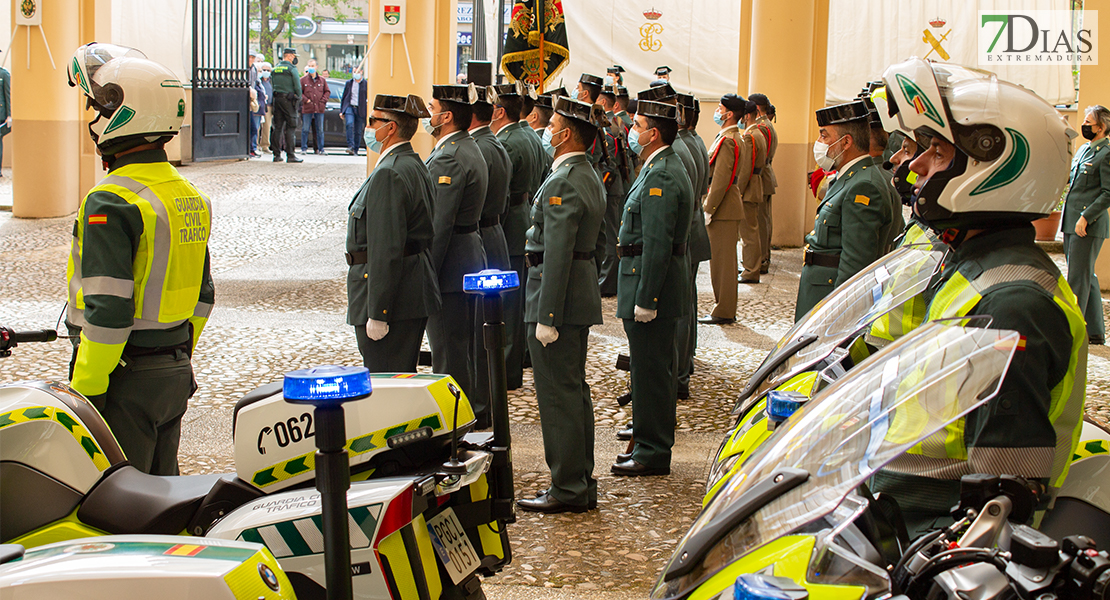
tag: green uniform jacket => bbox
[270,60,301,99]
[346,141,440,325]
[599,115,626,196]
[425,131,488,293]
[471,126,512,270]
[804,156,895,287]
[616,146,694,319]
[868,155,905,250]
[673,134,712,263]
[1063,138,1110,239]
[497,122,547,257]
[0,67,10,126]
[524,153,606,326]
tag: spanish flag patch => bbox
[854,195,870,206]
[438,176,452,185]
[164,544,205,557]
[88,214,108,225]
[549,197,562,206]
[649,188,663,196]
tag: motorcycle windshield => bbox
[653,323,1019,599]
[736,243,945,410]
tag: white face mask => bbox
[813,135,847,171]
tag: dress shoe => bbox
[617,423,633,441]
[611,458,669,477]
[760,266,770,274]
[1091,337,1106,346]
[697,315,735,325]
[286,155,304,163]
[517,490,591,514]
[617,452,632,462]
[272,154,283,162]
[739,278,760,285]
[616,391,632,407]
[677,384,689,400]
[532,489,597,509]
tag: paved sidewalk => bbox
[1,154,1108,598]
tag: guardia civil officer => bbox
[424,84,488,404]
[595,84,630,297]
[748,93,777,273]
[873,58,1086,534]
[347,94,440,373]
[700,94,748,324]
[468,87,512,427]
[612,99,693,477]
[491,82,548,390]
[794,100,894,321]
[270,48,303,163]
[517,97,607,513]
[575,74,611,183]
[65,44,214,475]
[606,64,625,87]
[654,66,672,82]
[1063,105,1110,345]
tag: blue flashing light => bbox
[734,574,804,600]
[463,269,520,293]
[766,391,806,423]
[283,365,372,404]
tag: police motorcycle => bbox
[651,322,1034,600]
[0,322,513,599]
[704,242,947,502]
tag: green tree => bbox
[252,0,364,59]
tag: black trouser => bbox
[354,317,428,373]
[271,93,299,158]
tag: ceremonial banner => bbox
[500,0,571,90]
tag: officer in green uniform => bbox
[795,100,894,321]
[491,82,547,390]
[347,94,440,373]
[269,48,303,163]
[575,74,611,184]
[595,84,629,297]
[0,52,9,177]
[517,97,607,513]
[65,44,214,475]
[467,86,512,426]
[613,99,693,477]
[873,58,1087,534]
[1062,105,1110,345]
[859,89,904,250]
[424,84,488,404]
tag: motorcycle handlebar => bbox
[0,327,59,351]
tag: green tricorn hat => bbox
[638,83,676,103]
[535,86,568,110]
[553,96,609,128]
[676,93,699,113]
[655,65,672,76]
[635,100,678,121]
[488,81,536,105]
[373,94,432,118]
[616,86,629,99]
[815,100,870,127]
[607,65,625,74]
[432,83,478,105]
[579,73,604,87]
[600,85,618,98]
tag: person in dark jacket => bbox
[341,68,368,155]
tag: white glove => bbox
[365,319,389,341]
[634,305,657,323]
[535,323,559,346]
[704,212,713,226]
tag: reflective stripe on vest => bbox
[66,165,212,333]
[894,263,1087,489]
[868,223,942,343]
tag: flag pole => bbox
[537,0,545,93]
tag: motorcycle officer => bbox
[872,58,1088,533]
[65,44,215,475]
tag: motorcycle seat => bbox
[77,464,231,536]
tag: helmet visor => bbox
[69,43,146,106]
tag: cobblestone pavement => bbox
[2,155,1110,599]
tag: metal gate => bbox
[192,0,249,161]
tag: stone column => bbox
[747,0,829,247]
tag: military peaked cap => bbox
[374,94,432,118]
[815,100,870,126]
[432,83,478,105]
[282,47,297,56]
[636,100,678,121]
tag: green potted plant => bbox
[1033,184,1067,241]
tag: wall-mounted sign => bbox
[381,0,406,34]
[457,32,473,45]
[292,16,318,38]
[458,3,474,24]
[17,0,42,26]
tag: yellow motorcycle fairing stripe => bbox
[468,473,507,561]
[377,518,443,600]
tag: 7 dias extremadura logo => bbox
[979,10,1097,65]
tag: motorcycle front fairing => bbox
[655,323,1021,600]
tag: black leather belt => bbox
[479,215,501,227]
[453,224,480,234]
[524,251,594,268]
[753,167,762,175]
[803,250,840,268]
[617,243,687,258]
[509,193,530,207]
[345,240,428,265]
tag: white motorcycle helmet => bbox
[881,58,1076,230]
[67,43,186,155]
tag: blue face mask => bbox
[364,127,383,154]
[353,73,363,81]
[627,127,645,155]
[260,71,271,79]
[541,127,556,157]
[712,110,726,127]
[306,67,316,74]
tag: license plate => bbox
[426,508,480,584]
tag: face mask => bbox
[544,127,568,157]
[812,135,847,171]
[306,67,316,74]
[260,71,271,79]
[628,128,646,155]
[604,75,614,87]
[291,57,298,65]
[1082,124,1097,141]
[353,73,363,81]
[423,112,446,136]
[364,126,384,154]
[712,111,725,127]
